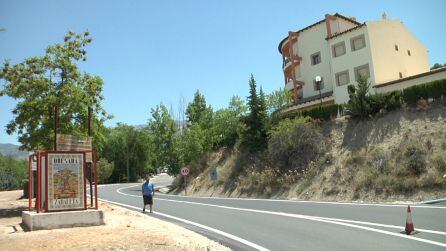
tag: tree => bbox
[258,86,269,131]
[430,63,446,70]
[177,124,209,165]
[148,104,179,175]
[0,154,28,191]
[228,95,248,116]
[0,31,111,151]
[241,74,268,151]
[102,124,149,182]
[267,88,293,114]
[345,75,372,119]
[97,158,114,184]
[186,90,212,127]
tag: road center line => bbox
[96,197,270,251]
[116,183,446,209]
[157,192,446,209]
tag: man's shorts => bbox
[143,195,153,205]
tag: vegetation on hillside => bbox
[0,154,28,190]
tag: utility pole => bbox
[315,76,323,108]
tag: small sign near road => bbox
[210,168,217,181]
[180,167,190,176]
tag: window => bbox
[407,50,411,56]
[332,41,346,57]
[395,44,399,51]
[335,70,350,86]
[354,64,370,81]
[311,52,321,65]
[313,77,324,91]
[350,35,366,51]
[399,72,403,78]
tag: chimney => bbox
[349,16,357,21]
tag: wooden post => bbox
[94,151,98,210]
[28,155,32,211]
[54,106,58,150]
[36,152,41,213]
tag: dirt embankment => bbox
[174,104,446,203]
[0,190,230,251]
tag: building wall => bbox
[328,26,376,104]
[374,70,446,93]
[331,18,358,35]
[367,19,429,84]
[295,23,333,99]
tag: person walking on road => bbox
[142,176,155,213]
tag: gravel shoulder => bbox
[0,190,230,251]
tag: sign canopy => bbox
[56,134,92,162]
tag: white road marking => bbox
[112,182,446,209]
[156,192,446,209]
[96,197,270,251]
[152,197,446,247]
[115,184,446,236]
[418,198,446,204]
[112,184,446,248]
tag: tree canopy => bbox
[0,31,111,150]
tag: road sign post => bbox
[210,168,217,196]
[180,167,189,196]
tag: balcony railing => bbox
[282,58,292,69]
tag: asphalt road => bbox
[97,174,446,251]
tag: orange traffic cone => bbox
[405,205,415,235]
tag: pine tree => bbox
[242,75,267,151]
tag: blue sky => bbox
[1,0,445,145]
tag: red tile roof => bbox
[278,13,361,53]
[325,23,366,40]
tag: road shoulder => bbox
[0,190,231,251]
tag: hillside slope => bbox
[0,144,28,160]
[175,103,446,202]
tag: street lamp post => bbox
[315,76,323,108]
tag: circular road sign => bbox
[180,167,190,176]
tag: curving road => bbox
[97,174,446,251]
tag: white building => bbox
[278,13,439,111]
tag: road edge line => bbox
[150,197,446,248]
[96,197,270,251]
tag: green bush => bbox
[404,144,426,176]
[402,79,446,105]
[300,104,341,121]
[268,117,325,171]
[0,154,28,191]
[369,90,402,114]
[345,76,372,119]
[281,104,342,121]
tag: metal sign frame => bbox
[27,150,98,213]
